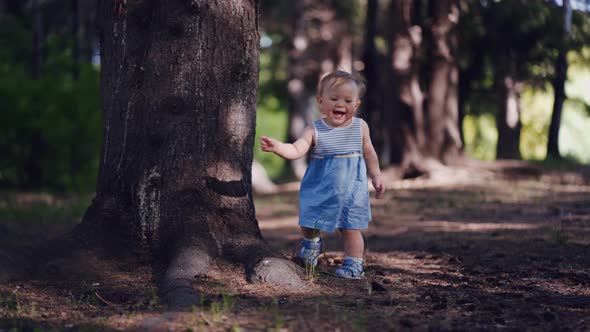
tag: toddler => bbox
[260,70,385,279]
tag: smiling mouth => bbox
[332,110,346,116]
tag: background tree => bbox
[386,0,427,176]
[2,0,590,190]
[545,0,590,160]
[424,0,462,164]
[284,0,358,179]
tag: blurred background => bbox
[1,0,589,193]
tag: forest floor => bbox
[0,160,589,331]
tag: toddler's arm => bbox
[260,126,314,160]
[361,120,385,199]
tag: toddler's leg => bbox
[340,229,364,258]
[335,229,364,279]
[301,226,320,240]
[295,226,322,267]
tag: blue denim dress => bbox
[298,117,371,232]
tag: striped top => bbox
[312,117,364,155]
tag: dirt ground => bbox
[1,160,589,331]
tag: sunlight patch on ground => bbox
[518,277,589,298]
[415,221,540,233]
[258,216,298,230]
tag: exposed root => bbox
[162,245,211,311]
[249,257,306,290]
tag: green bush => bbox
[0,45,101,191]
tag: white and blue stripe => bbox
[313,117,363,156]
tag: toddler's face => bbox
[317,80,361,128]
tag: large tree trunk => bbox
[388,0,428,176]
[74,0,303,310]
[496,72,523,160]
[425,0,462,164]
[547,0,571,160]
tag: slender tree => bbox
[495,68,523,159]
[361,0,387,162]
[71,0,81,79]
[547,0,572,159]
[23,0,45,188]
[73,0,302,310]
[456,1,486,147]
[31,0,43,79]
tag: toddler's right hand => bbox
[372,175,385,199]
[260,136,278,153]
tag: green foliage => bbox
[463,114,497,161]
[522,61,590,163]
[254,98,288,180]
[465,62,590,163]
[520,87,552,160]
[459,0,590,164]
[0,289,21,313]
[0,193,89,226]
[255,51,289,180]
[0,39,101,191]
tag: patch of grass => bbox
[351,300,368,331]
[550,229,570,245]
[68,290,99,309]
[0,192,91,226]
[198,290,236,325]
[0,289,21,313]
[268,298,284,332]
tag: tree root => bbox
[162,245,211,311]
[249,257,306,290]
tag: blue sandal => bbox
[334,258,364,279]
[295,238,322,267]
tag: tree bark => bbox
[75,0,303,310]
[31,0,43,79]
[71,0,81,79]
[425,0,462,164]
[547,0,571,160]
[361,0,388,162]
[496,72,523,160]
[24,0,46,188]
[388,0,428,176]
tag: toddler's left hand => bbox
[372,175,385,199]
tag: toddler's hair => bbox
[318,70,366,99]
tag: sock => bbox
[303,236,321,243]
[344,256,363,264]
